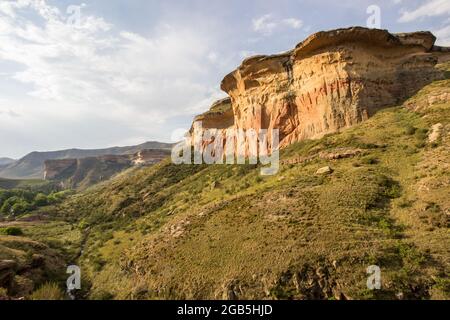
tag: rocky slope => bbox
[195,27,446,153]
[0,141,173,180]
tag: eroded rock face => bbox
[44,149,170,188]
[132,149,172,165]
[43,159,77,180]
[194,27,446,152]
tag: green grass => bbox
[57,82,448,299]
[1,70,449,300]
[0,227,24,236]
[29,282,65,300]
[0,178,50,190]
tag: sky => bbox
[0,0,449,159]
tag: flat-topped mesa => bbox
[210,27,447,151]
[44,149,170,188]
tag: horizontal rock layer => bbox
[193,27,447,153]
[43,149,170,188]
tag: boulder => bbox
[316,166,334,175]
[429,123,443,143]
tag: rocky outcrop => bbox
[43,159,77,180]
[44,149,170,189]
[193,27,448,153]
[193,98,234,130]
[132,149,170,166]
[429,123,443,143]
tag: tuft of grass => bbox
[29,282,65,300]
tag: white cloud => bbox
[239,50,257,59]
[282,18,303,29]
[0,108,20,118]
[435,24,450,46]
[0,0,229,156]
[253,14,277,35]
[398,0,450,23]
[252,14,303,36]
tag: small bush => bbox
[0,287,8,299]
[404,126,417,135]
[415,141,426,149]
[0,227,24,236]
[397,198,413,208]
[415,128,429,140]
[33,193,48,206]
[361,156,379,165]
[30,283,65,300]
[91,256,106,272]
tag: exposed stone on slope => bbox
[316,166,334,175]
[429,123,443,143]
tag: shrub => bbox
[415,141,426,149]
[91,256,106,272]
[404,126,417,135]
[11,200,32,215]
[33,193,48,206]
[414,128,429,143]
[29,283,65,300]
[361,156,379,165]
[0,287,8,299]
[1,227,24,236]
[397,198,413,208]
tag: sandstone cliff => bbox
[194,27,448,152]
[0,141,173,180]
[44,149,170,189]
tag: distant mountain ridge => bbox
[0,141,173,179]
[0,158,15,166]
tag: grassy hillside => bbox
[0,178,50,190]
[1,63,448,300]
[43,65,448,300]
